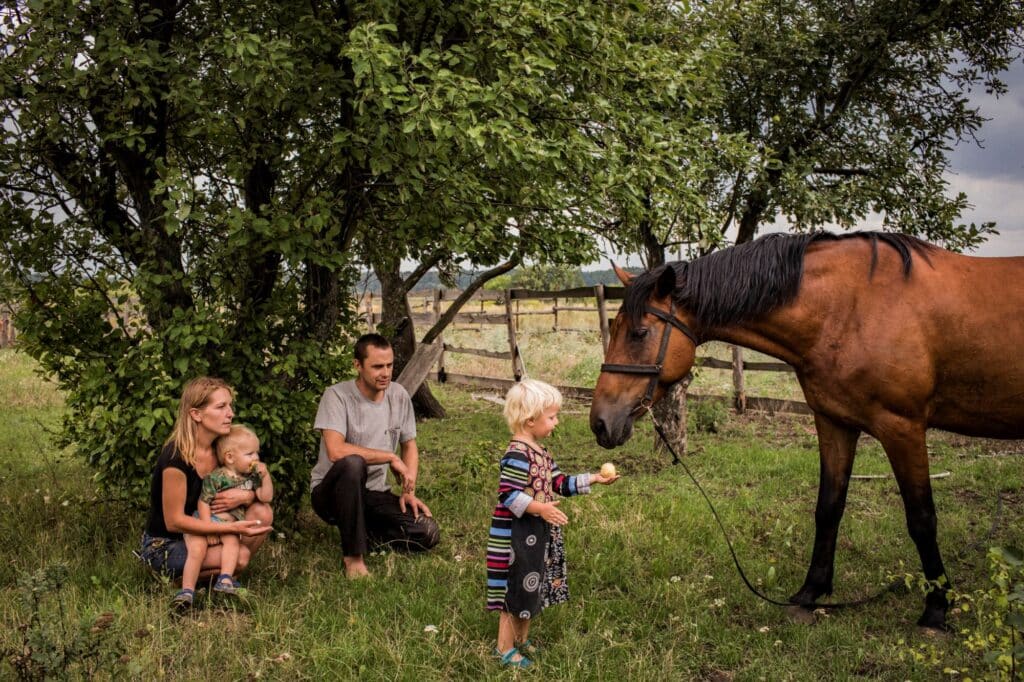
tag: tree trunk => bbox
[653,377,690,459]
[373,258,447,419]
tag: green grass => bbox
[1,349,1023,680]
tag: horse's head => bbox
[590,263,699,448]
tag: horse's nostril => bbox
[592,418,606,437]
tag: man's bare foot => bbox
[344,556,370,579]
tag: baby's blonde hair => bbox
[215,424,260,466]
[503,378,563,433]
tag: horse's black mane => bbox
[623,231,935,329]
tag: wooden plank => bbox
[395,342,444,394]
[732,345,746,413]
[429,372,595,400]
[505,295,524,380]
[414,312,507,326]
[442,344,512,360]
[697,357,794,372]
[509,286,597,300]
[552,306,600,313]
[596,284,610,352]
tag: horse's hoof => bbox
[916,609,950,633]
[785,605,816,625]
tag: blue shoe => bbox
[170,589,194,614]
[517,638,540,656]
[212,574,241,595]
[497,647,532,669]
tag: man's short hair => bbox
[354,333,392,362]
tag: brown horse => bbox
[590,231,1024,629]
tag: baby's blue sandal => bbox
[212,573,240,595]
[517,638,540,656]
[170,588,194,614]
[497,647,532,669]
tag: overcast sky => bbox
[598,57,1024,268]
[946,58,1024,256]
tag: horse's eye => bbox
[630,328,649,341]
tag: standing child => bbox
[486,379,619,668]
[182,425,274,597]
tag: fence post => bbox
[552,297,559,332]
[433,289,446,380]
[732,345,746,413]
[366,292,376,330]
[595,284,610,353]
[505,291,524,381]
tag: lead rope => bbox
[645,406,1004,611]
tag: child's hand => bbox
[539,501,568,526]
[254,461,269,477]
[207,535,222,546]
[593,472,621,485]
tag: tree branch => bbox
[420,256,520,345]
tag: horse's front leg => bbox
[790,413,860,607]
[876,419,949,630]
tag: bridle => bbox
[599,300,699,410]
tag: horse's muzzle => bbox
[590,410,634,449]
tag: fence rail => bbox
[362,286,808,415]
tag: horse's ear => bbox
[612,262,634,286]
[655,265,676,298]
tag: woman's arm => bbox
[162,468,271,537]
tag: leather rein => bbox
[599,301,700,409]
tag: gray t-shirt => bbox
[310,380,417,492]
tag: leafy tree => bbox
[0,0,371,511]
[702,0,1024,248]
[0,0,729,501]
[333,1,730,415]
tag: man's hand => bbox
[211,487,255,515]
[399,492,433,519]
[389,455,410,484]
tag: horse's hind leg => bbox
[876,419,949,630]
[790,413,860,607]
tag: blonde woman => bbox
[137,377,273,612]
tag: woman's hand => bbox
[211,487,255,515]
[232,519,274,537]
[538,501,568,526]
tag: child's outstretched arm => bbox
[254,462,274,503]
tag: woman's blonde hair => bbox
[165,377,234,467]
[503,378,562,433]
[215,424,260,466]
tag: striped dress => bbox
[485,440,591,618]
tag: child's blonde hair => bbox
[503,378,563,433]
[165,376,234,467]
[215,424,260,466]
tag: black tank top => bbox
[144,443,203,540]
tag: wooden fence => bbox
[0,309,16,349]
[362,286,811,415]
